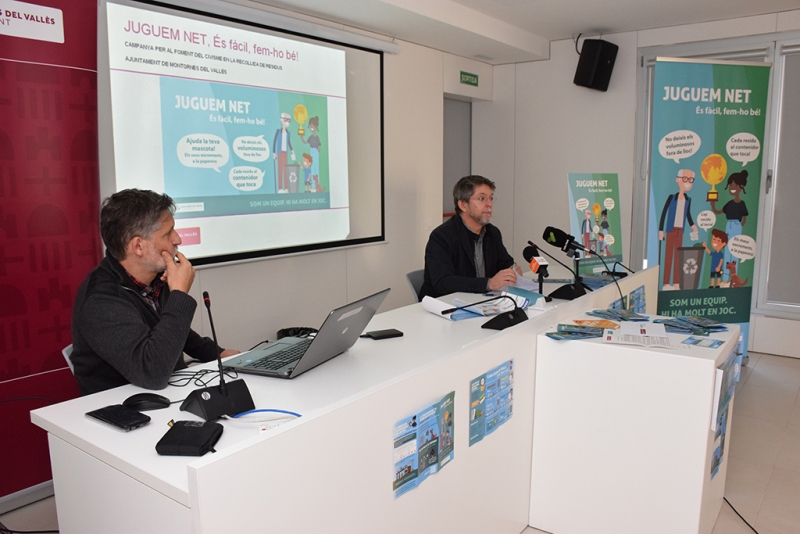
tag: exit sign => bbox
[460,71,479,87]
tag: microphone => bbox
[440,294,528,331]
[522,245,549,278]
[542,226,589,256]
[528,240,587,301]
[440,294,518,315]
[204,292,227,396]
[180,291,255,421]
[541,228,627,308]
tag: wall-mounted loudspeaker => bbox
[573,39,618,92]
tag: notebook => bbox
[222,288,390,379]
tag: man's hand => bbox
[488,267,517,291]
[220,349,240,358]
[659,230,664,241]
[514,264,523,275]
[160,251,195,294]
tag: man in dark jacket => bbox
[419,175,520,299]
[70,189,239,395]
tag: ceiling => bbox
[247,0,800,63]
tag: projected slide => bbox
[106,2,351,258]
[161,78,331,215]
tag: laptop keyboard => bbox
[245,339,313,371]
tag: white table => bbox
[32,294,541,534]
[529,321,740,534]
[32,267,664,533]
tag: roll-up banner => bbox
[648,57,771,358]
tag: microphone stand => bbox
[575,245,628,310]
[537,270,548,301]
[529,241,587,301]
[180,292,256,421]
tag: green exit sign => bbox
[460,71,479,87]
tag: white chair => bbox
[62,344,75,374]
[405,269,424,303]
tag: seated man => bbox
[70,189,239,395]
[419,175,521,299]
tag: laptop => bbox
[223,288,390,379]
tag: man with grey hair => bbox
[419,175,521,299]
[70,189,239,395]
[273,112,296,193]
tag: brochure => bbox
[469,360,513,447]
[392,391,455,499]
[574,319,620,330]
[682,336,724,349]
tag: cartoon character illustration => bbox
[581,210,592,250]
[702,229,728,289]
[726,261,749,288]
[300,116,323,192]
[273,112,295,193]
[302,153,313,192]
[658,169,699,290]
[710,170,748,287]
[600,209,609,235]
[597,232,610,256]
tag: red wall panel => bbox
[0,0,100,498]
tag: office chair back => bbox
[62,344,75,374]
[406,269,424,303]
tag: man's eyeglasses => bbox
[470,195,496,204]
[678,175,695,183]
[282,117,291,122]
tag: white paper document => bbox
[602,322,672,348]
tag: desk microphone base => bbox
[180,379,255,421]
[482,308,528,330]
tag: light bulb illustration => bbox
[293,104,308,136]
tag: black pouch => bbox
[156,420,223,456]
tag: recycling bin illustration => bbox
[285,164,301,193]
[678,246,704,290]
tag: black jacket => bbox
[419,216,514,299]
[70,252,220,395]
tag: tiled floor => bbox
[2,352,799,534]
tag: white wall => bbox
[182,4,800,351]
[189,39,445,350]
[475,10,800,272]
[472,10,800,352]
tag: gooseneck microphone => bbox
[180,291,256,421]
[204,292,227,396]
[541,228,627,308]
[441,294,528,331]
[543,226,587,257]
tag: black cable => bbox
[583,248,627,310]
[248,339,271,351]
[724,497,759,533]
[575,33,582,54]
[0,397,58,405]
[0,524,58,534]
[613,261,635,274]
[168,368,239,388]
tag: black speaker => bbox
[573,39,618,92]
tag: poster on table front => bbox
[469,360,514,447]
[392,392,455,499]
[568,173,623,277]
[647,58,770,358]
